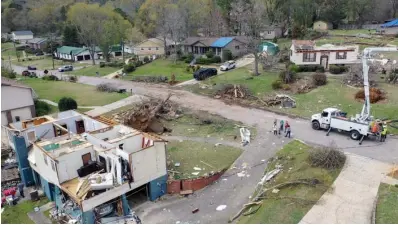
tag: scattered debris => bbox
[237,171,246,178]
[215,84,252,99]
[180,190,193,195]
[272,188,280,194]
[193,167,202,171]
[222,178,228,181]
[176,221,181,224]
[174,162,181,167]
[192,172,200,176]
[259,169,281,185]
[216,205,227,211]
[192,208,199,214]
[215,143,222,147]
[309,143,346,170]
[200,161,215,169]
[240,127,251,146]
[261,94,296,108]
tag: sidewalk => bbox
[300,154,392,224]
[27,202,54,224]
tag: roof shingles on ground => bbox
[12,30,33,36]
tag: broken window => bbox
[43,153,48,165]
[336,52,347,60]
[51,160,56,171]
[303,52,316,62]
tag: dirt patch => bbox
[354,87,386,103]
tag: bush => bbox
[312,73,327,86]
[205,50,214,59]
[143,56,150,63]
[212,55,221,63]
[308,144,346,170]
[1,67,16,79]
[34,100,52,116]
[42,75,59,81]
[297,65,324,72]
[272,37,278,43]
[99,62,105,68]
[196,57,213,65]
[279,70,297,84]
[222,49,233,61]
[123,63,136,73]
[195,65,201,71]
[271,80,282,90]
[135,60,143,67]
[329,65,347,74]
[58,97,78,112]
[288,64,299,73]
[186,66,191,72]
[96,83,118,93]
[183,53,194,63]
[388,69,398,84]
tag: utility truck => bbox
[311,47,398,144]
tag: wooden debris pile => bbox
[214,84,252,99]
[355,87,386,103]
[343,64,377,87]
[122,94,178,134]
[260,94,296,108]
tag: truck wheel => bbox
[350,130,360,140]
[312,121,320,130]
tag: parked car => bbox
[27,65,37,70]
[58,65,73,72]
[193,68,218,80]
[220,60,236,71]
[22,70,37,78]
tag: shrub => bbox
[96,83,118,93]
[212,55,221,63]
[195,65,201,71]
[271,80,282,90]
[222,49,233,61]
[329,65,347,74]
[281,83,291,90]
[297,65,323,72]
[308,144,346,170]
[42,75,59,81]
[288,64,299,73]
[99,62,105,68]
[186,66,191,72]
[1,67,16,79]
[205,50,214,59]
[196,57,213,65]
[272,37,278,43]
[312,73,327,86]
[183,53,194,63]
[58,97,78,112]
[279,70,297,84]
[34,100,52,116]
[69,76,78,83]
[136,60,143,67]
[123,63,136,73]
[316,67,325,72]
[143,56,150,63]
[388,69,398,84]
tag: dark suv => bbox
[193,68,218,80]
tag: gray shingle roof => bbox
[12,30,33,36]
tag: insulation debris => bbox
[216,205,227,211]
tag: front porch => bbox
[184,46,222,56]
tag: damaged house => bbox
[2,110,167,223]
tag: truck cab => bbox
[311,108,342,130]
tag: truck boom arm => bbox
[359,47,398,122]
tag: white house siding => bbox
[57,146,96,183]
[2,86,34,111]
[10,107,33,123]
[328,51,359,65]
[383,27,398,35]
[29,146,60,185]
[12,34,34,42]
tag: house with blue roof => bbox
[180,36,249,61]
[380,18,398,35]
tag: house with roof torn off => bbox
[290,40,360,69]
[2,110,167,223]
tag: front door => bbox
[320,55,329,69]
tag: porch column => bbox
[121,194,130,216]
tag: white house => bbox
[3,110,168,223]
[1,78,36,126]
[11,30,34,43]
[55,46,100,61]
[290,40,360,69]
[260,26,283,39]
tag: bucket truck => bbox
[311,47,398,144]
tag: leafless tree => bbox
[165,5,186,63]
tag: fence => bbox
[338,24,382,30]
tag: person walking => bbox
[17,182,25,198]
[285,125,291,138]
[381,123,388,142]
[279,120,284,135]
[284,121,289,133]
[273,123,278,135]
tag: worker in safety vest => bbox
[381,123,388,142]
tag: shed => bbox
[259,41,279,56]
[313,21,333,31]
[380,18,398,35]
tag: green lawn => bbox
[13,57,91,70]
[167,140,242,179]
[328,29,376,36]
[70,65,122,76]
[238,140,343,224]
[20,77,129,106]
[123,59,192,82]
[1,197,49,224]
[376,183,398,224]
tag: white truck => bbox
[311,47,398,144]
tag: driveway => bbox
[175,55,255,87]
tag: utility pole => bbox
[121,39,125,62]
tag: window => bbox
[321,111,329,117]
[235,45,240,50]
[15,116,20,122]
[336,52,347,60]
[51,160,56,171]
[82,153,92,166]
[43,153,48,165]
[156,47,159,50]
[267,31,272,34]
[303,52,316,62]
[148,47,151,50]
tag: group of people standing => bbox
[370,120,388,142]
[273,119,291,138]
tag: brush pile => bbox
[308,143,346,170]
[261,94,296,108]
[214,84,252,99]
[355,87,386,103]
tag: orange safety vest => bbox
[371,123,379,133]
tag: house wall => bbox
[383,27,398,35]
[2,85,34,111]
[134,40,164,56]
[327,50,359,65]
[57,146,96,183]
[223,39,247,59]
[290,45,359,66]
[13,34,33,42]
[9,107,34,123]
[124,45,134,54]
[1,112,8,125]
[29,145,60,185]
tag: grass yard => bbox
[328,29,376,36]
[20,77,129,106]
[123,59,192,82]
[1,197,49,224]
[376,183,398,224]
[13,57,91,70]
[70,65,122,76]
[238,140,343,224]
[167,140,242,179]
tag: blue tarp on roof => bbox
[210,37,234,48]
[381,19,398,28]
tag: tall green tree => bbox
[63,25,80,47]
[345,0,374,25]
